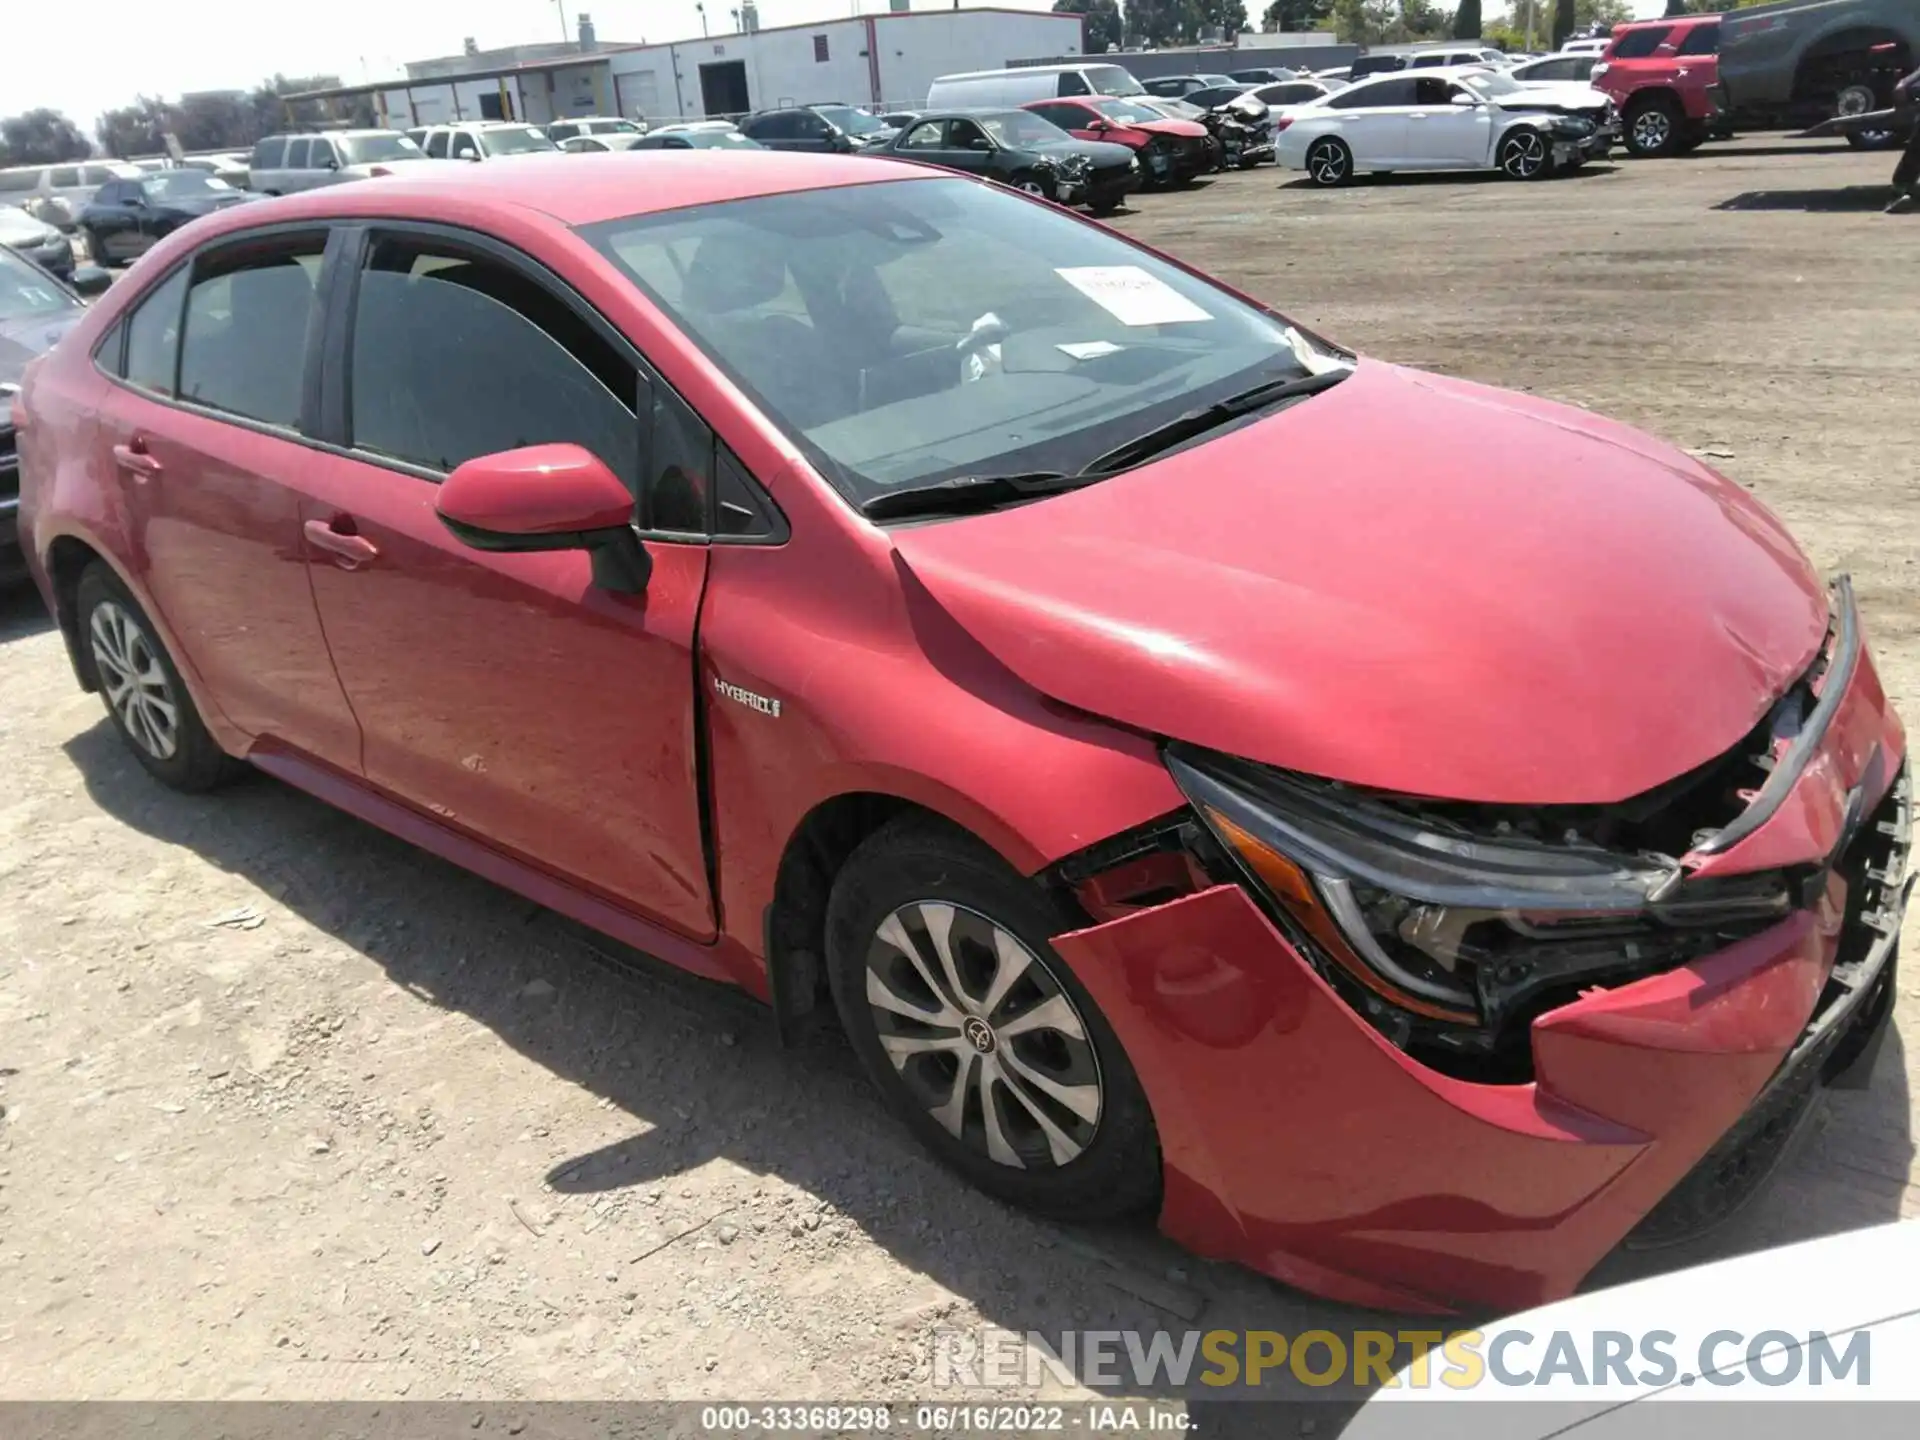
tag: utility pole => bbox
[555,1,568,42]
[697,2,710,36]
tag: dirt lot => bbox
[2,136,1917,1407]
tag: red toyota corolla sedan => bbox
[10,154,1908,1314]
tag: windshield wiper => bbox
[860,470,1091,521]
[859,367,1353,522]
[1075,366,1352,478]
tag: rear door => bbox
[1325,77,1418,164]
[89,228,363,771]
[293,224,715,939]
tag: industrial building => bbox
[292,7,1089,131]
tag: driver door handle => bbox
[304,517,380,568]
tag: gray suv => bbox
[247,130,435,194]
[0,160,145,230]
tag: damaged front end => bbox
[1042,577,1908,1310]
[1158,577,1888,1084]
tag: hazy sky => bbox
[13,0,1670,137]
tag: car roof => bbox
[188,151,916,229]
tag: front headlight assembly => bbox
[1167,745,1797,1079]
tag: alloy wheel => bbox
[1501,131,1548,179]
[863,901,1103,1170]
[1306,140,1347,185]
[1631,109,1672,153]
[89,600,179,760]
[1016,178,1048,196]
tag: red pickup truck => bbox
[1592,15,1726,156]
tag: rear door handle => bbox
[303,517,380,568]
[112,441,162,479]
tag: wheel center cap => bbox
[962,1017,997,1054]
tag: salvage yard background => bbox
[1,135,1915,1403]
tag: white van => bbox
[925,63,1146,110]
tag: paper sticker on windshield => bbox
[1055,266,1213,326]
[1057,340,1124,360]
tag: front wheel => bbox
[1009,170,1051,199]
[1498,128,1552,180]
[1623,95,1684,157]
[77,564,243,792]
[824,818,1161,1220]
[82,227,111,267]
[1304,136,1353,187]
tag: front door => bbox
[298,227,715,940]
[1406,79,1495,165]
[92,232,363,772]
[87,181,143,263]
[929,118,998,177]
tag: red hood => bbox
[890,361,1827,805]
[1133,117,1209,137]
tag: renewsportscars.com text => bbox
[931,1326,1874,1391]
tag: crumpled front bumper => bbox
[1051,639,1907,1315]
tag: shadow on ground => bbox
[0,584,54,645]
[1715,184,1896,212]
[56,714,1916,1418]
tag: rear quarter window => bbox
[251,138,286,168]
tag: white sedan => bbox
[1276,68,1610,185]
[1344,1220,1920,1437]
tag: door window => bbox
[1611,28,1670,59]
[643,386,711,533]
[123,267,190,394]
[900,122,947,150]
[1415,78,1453,105]
[284,139,311,168]
[794,112,831,139]
[346,236,639,484]
[50,167,81,187]
[946,119,989,151]
[425,130,451,157]
[0,170,38,193]
[1332,78,1417,109]
[251,137,286,168]
[308,139,337,169]
[80,166,117,186]
[178,239,325,428]
[450,132,479,159]
[1057,71,1092,97]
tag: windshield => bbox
[814,105,889,136]
[978,111,1071,146]
[140,172,234,199]
[1463,71,1521,97]
[689,131,763,149]
[586,178,1343,508]
[591,119,642,133]
[481,126,558,155]
[1198,74,1238,87]
[0,246,79,322]
[341,133,427,163]
[1086,65,1145,96]
[1094,98,1166,124]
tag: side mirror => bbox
[69,266,113,297]
[121,195,143,206]
[325,158,341,171]
[1450,93,1480,106]
[436,444,651,593]
[461,151,483,162]
[1087,118,1111,132]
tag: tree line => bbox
[0,76,373,167]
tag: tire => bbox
[823,817,1161,1221]
[1009,170,1051,199]
[1304,136,1353,187]
[82,227,111,268]
[76,564,243,792]
[1845,128,1900,150]
[1498,128,1553,180]
[1623,94,1684,157]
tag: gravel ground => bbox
[1,135,1916,1406]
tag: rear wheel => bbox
[1304,136,1352,187]
[82,226,111,267]
[1624,94,1684,157]
[77,564,243,792]
[824,818,1160,1220]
